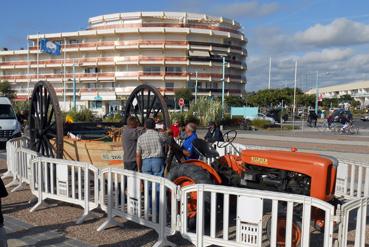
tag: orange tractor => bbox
[167,130,338,246]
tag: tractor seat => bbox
[192,138,219,158]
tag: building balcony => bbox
[0,71,245,83]
[85,22,242,35]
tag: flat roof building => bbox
[0,12,247,114]
[306,80,369,107]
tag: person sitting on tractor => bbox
[204,121,224,143]
[180,122,199,160]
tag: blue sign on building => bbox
[39,39,61,56]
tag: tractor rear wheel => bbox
[167,164,215,229]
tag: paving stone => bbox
[3,215,89,247]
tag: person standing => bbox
[136,118,169,177]
[122,116,142,171]
[0,177,8,247]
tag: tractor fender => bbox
[182,159,222,185]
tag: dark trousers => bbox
[124,161,137,171]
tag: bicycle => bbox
[334,122,359,135]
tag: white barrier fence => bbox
[2,137,29,188]
[98,168,178,247]
[2,138,369,247]
[180,184,335,247]
[30,157,99,224]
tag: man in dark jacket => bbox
[122,116,143,171]
[0,177,8,246]
[204,122,224,143]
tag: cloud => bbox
[301,48,353,63]
[295,18,369,47]
[171,0,280,19]
[211,1,279,18]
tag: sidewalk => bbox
[237,133,369,146]
[4,215,90,247]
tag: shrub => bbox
[189,97,222,126]
[65,108,95,122]
[103,113,122,123]
[251,119,271,129]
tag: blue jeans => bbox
[142,157,164,177]
[142,157,164,218]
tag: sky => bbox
[1,0,369,91]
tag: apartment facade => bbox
[306,80,369,107]
[0,12,247,114]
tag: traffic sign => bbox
[178,98,185,107]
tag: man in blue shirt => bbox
[181,122,199,160]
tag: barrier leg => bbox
[10,181,24,192]
[1,171,13,179]
[5,179,19,188]
[30,159,43,213]
[97,169,120,231]
[76,209,91,225]
[152,182,175,247]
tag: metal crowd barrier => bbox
[180,184,335,247]
[2,137,29,187]
[30,157,99,224]
[98,168,178,246]
[2,138,369,247]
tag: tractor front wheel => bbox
[266,215,302,247]
[167,164,215,229]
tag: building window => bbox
[165,82,174,89]
[165,67,182,73]
[85,68,100,74]
[89,101,102,109]
[69,39,81,44]
[143,66,161,74]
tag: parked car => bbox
[266,109,288,123]
[361,114,369,121]
[0,97,22,146]
[246,113,276,125]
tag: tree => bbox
[224,96,246,107]
[0,80,15,100]
[174,88,193,105]
[297,94,315,107]
[246,88,303,107]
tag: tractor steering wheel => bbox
[217,130,238,148]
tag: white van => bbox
[0,97,21,145]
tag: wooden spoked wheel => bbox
[29,81,64,158]
[123,84,170,128]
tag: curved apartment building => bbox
[0,12,247,113]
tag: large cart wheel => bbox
[123,84,170,129]
[29,81,63,158]
[167,164,214,229]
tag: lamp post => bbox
[221,56,226,120]
[292,60,298,130]
[195,71,198,103]
[315,71,319,115]
[268,56,272,89]
[72,59,76,109]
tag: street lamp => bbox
[315,71,319,115]
[195,71,198,103]
[221,56,226,120]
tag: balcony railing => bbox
[0,56,191,67]
[86,23,242,35]
[0,71,245,82]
